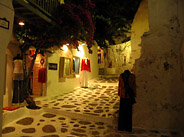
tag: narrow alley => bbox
[2,78,180,137]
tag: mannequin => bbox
[12,54,24,104]
[80,57,91,88]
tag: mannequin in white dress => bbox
[12,54,24,104]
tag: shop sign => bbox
[0,17,9,29]
[48,63,57,70]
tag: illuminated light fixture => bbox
[18,21,25,26]
[63,45,68,51]
[77,44,84,58]
[66,43,69,46]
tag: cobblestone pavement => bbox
[2,78,182,137]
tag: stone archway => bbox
[0,0,14,135]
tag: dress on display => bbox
[38,68,47,83]
[80,58,91,87]
[12,54,24,104]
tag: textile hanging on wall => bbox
[38,68,47,83]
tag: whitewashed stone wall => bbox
[130,0,149,69]
[0,0,14,135]
[133,0,184,131]
[47,44,98,97]
[103,41,132,75]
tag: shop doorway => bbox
[29,50,46,97]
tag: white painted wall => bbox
[103,41,132,75]
[4,37,21,107]
[132,0,184,131]
[0,0,14,135]
[46,43,98,97]
[130,0,149,69]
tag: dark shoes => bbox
[26,105,41,109]
[118,127,132,132]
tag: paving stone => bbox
[75,110,80,112]
[43,113,56,118]
[54,103,59,106]
[79,121,91,125]
[95,122,104,125]
[57,99,64,101]
[40,119,45,122]
[90,124,96,127]
[98,126,105,129]
[89,103,98,106]
[58,117,66,120]
[92,131,100,135]
[74,124,79,127]
[73,128,86,133]
[84,110,90,112]
[61,105,76,108]
[49,101,56,103]
[43,104,49,107]
[16,117,34,125]
[61,128,68,133]
[52,107,60,109]
[42,135,59,137]
[2,127,15,134]
[71,132,88,137]
[22,128,36,133]
[94,110,103,113]
[42,125,56,133]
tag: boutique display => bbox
[38,58,47,83]
[80,57,91,88]
[12,54,24,104]
[72,56,80,74]
[59,57,71,78]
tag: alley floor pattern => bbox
[2,78,181,137]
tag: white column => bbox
[0,0,14,135]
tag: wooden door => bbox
[32,63,42,96]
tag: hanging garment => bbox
[13,59,24,80]
[80,70,88,87]
[80,58,91,88]
[38,68,47,83]
[12,80,24,103]
[81,58,91,72]
[12,58,24,104]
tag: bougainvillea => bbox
[52,0,95,53]
[16,0,95,54]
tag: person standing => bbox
[118,70,136,132]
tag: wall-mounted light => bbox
[18,21,25,26]
[63,45,68,51]
[77,44,84,58]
